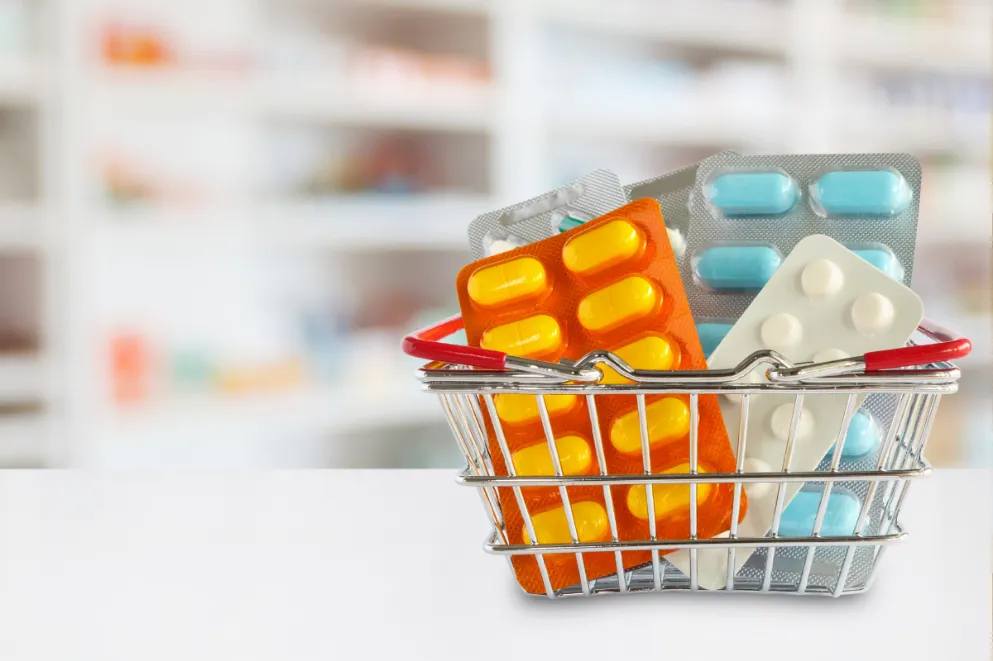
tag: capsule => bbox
[826,410,881,460]
[522,501,609,545]
[562,219,644,276]
[557,215,585,233]
[480,315,562,358]
[626,463,713,521]
[511,435,592,476]
[811,169,912,217]
[695,245,781,291]
[601,335,676,384]
[707,171,799,216]
[467,257,548,307]
[851,248,903,281]
[578,276,657,333]
[494,393,579,425]
[779,488,860,537]
[697,322,733,358]
[609,397,690,455]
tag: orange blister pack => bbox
[455,199,746,594]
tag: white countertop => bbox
[0,469,988,660]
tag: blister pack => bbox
[665,234,924,589]
[682,152,922,355]
[623,150,738,261]
[455,199,744,594]
[467,169,626,259]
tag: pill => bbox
[557,215,585,233]
[512,435,592,476]
[494,393,579,425]
[801,259,844,299]
[486,239,520,256]
[760,312,802,350]
[770,402,814,441]
[779,489,860,537]
[666,227,686,259]
[810,170,912,217]
[721,370,763,406]
[562,219,644,276]
[577,276,657,333]
[852,248,903,280]
[698,322,733,357]
[626,463,713,521]
[609,397,690,455]
[522,500,609,545]
[707,171,799,216]
[467,257,548,307]
[696,245,781,291]
[851,292,894,335]
[742,457,773,500]
[827,410,881,460]
[601,335,676,384]
[481,315,562,358]
[813,347,849,363]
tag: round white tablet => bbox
[666,227,686,259]
[813,347,848,363]
[487,239,518,256]
[760,313,802,350]
[721,370,763,406]
[851,292,894,335]
[770,402,814,441]
[801,258,844,299]
[742,457,773,500]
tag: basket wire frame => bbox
[426,348,955,599]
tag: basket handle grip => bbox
[401,314,507,370]
[864,317,972,371]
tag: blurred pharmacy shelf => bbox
[0,411,49,466]
[1,0,981,468]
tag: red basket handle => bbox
[402,314,507,370]
[864,317,971,371]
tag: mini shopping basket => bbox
[402,315,971,598]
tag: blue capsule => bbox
[811,170,912,217]
[780,488,860,537]
[695,245,781,291]
[707,171,799,216]
[851,248,903,281]
[826,410,882,460]
[697,322,734,358]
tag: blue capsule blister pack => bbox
[682,152,921,355]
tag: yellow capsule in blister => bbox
[609,396,690,454]
[481,315,562,358]
[562,218,643,276]
[626,463,713,521]
[577,276,657,333]
[494,393,578,425]
[511,435,592,476]
[467,257,547,308]
[522,501,608,545]
[601,335,676,384]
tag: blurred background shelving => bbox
[0,0,986,468]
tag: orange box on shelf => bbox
[455,199,745,594]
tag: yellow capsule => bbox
[578,276,657,333]
[601,335,676,384]
[494,393,578,425]
[523,501,608,545]
[562,218,644,276]
[626,463,713,521]
[481,315,562,358]
[511,435,592,476]
[467,257,548,308]
[609,396,690,454]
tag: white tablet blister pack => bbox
[666,234,924,589]
[466,170,626,259]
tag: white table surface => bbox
[0,469,988,660]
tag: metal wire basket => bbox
[402,315,971,598]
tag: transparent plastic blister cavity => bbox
[467,169,626,260]
[682,152,921,322]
